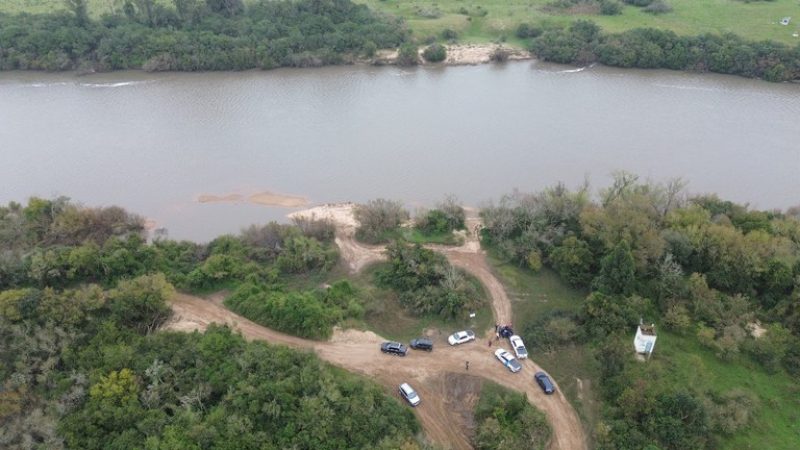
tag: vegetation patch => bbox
[358,262,492,341]
[224,280,364,340]
[473,381,552,449]
[0,0,407,71]
[377,240,486,319]
[481,174,800,449]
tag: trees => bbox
[593,240,636,296]
[354,199,409,244]
[108,274,174,334]
[0,0,408,72]
[377,240,483,318]
[64,0,89,26]
[529,20,800,82]
[473,382,551,450]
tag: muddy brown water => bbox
[1,62,798,241]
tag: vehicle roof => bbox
[412,338,432,343]
[400,383,416,394]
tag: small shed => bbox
[633,323,657,360]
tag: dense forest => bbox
[0,0,407,71]
[481,172,800,449]
[0,197,421,449]
[527,20,800,82]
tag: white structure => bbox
[780,17,791,26]
[633,323,657,359]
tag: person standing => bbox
[465,361,469,371]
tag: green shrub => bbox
[422,43,447,62]
[397,43,419,66]
[600,0,623,15]
[644,0,672,14]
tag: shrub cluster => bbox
[529,20,800,81]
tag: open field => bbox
[359,0,800,44]
[4,0,798,44]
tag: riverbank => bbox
[373,44,532,66]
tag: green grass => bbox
[358,0,800,45]
[653,330,800,450]
[351,262,494,342]
[399,228,464,246]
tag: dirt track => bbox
[166,205,586,450]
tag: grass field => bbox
[489,254,800,449]
[359,0,800,44]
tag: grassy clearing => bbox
[653,330,800,450]
[352,262,494,342]
[358,0,800,44]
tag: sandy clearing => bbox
[372,44,532,66]
[197,191,309,208]
[443,44,532,65]
[197,193,244,203]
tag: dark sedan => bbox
[534,371,555,395]
[380,341,408,356]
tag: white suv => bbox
[399,383,421,406]
[509,335,528,359]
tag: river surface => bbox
[1,62,798,241]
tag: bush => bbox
[397,43,419,66]
[490,47,511,62]
[600,0,624,15]
[516,23,543,39]
[225,282,361,339]
[354,199,409,244]
[644,0,672,14]
[474,382,551,450]
[441,28,458,41]
[422,44,447,63]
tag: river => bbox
[1,62,798,241]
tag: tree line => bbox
[0,0,407,71]
[528,20,800,82]
[480,173,800,449]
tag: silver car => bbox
[399,383,421,406]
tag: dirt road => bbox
[166,204,586,450]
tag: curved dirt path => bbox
[168,204,586,450]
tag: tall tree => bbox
[593,240,636,295]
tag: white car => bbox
[399,383,421,406]
[494,348,522,373]
[448,330,476,346]
[509,335,528,359]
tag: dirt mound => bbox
[329,327,384,345]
